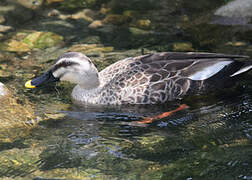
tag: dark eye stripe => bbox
[52,61,79,72]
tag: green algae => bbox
[0,31,64,52]
[0,0,251,179]
[22,31,64,49]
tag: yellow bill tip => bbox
[25,80,36,88]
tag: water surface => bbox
[0,0,251,179]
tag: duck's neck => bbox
[78,74,100,90]
[71,83,103,104]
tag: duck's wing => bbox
[137,52,251,80]
[99,52,243,83]
[139,52,248,62]
[100,52,251,104]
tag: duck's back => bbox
[97,52,251,105]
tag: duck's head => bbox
[25,52,100,90]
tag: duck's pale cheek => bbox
[60,73,79,84]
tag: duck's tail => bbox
[230,61,252,77]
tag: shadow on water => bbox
[0,139,28,152]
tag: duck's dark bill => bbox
[25,71,59,88]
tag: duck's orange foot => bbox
[135,104,189,124]
[135,117,154,124]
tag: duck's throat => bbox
[71,85,102,104]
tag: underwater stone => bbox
[0,16,5,24]
[81,36,101,44]
[71,9,96,22]
[68,44,114,54]
[172,42,194,51]
[16,0,43,9]
[0,82,9,97]
[46,0,64,5]
[123,10,137,18]
[134,19,151,30]
[0,31,64,52]
[88,20,103,29]
[22,31,64,49]
[0,40,31,52]
[100,6,111,15]
[103,14,131,25]
[129,27,151,35]
[0,25,13,33]
[41,9,62,18]
[215,0,252,18]
[68,44,98,52]
[2,2,34,26]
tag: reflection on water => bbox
[0,0,252,179]
[27,92,251,179]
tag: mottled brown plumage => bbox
[90,52,250,104]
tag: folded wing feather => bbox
[187,61,233,80]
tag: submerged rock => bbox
[0,39,31,52]
[88,20,103,29]
[226,41,247,47]
[68,44,114,54]
[215,0,252,18]
[41,8,62,18]
[0,95,35,142]
[0,15,5,24]
[123,10,137,18]
[22,31,64,49]
[0,25,13,33]
[134,19,151,30]
[71,9,97,22]
[172,42,194,51]
[100,5,111,15]
[0,1,34,26]
[46,0,64,5]
[103,14,131,25]
[0,82,9,97]
[211,16,252,26]
[0,30,64,52]
[213,0,252,27]
[81,36,101,44]
[16,0,43,9]
[47,0,96,11]
[68,44,98,52]
[129,27,152,35]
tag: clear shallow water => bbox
[0,81,252,179]
[2,91,250,179]
[52,93,252,179]
[0,0,252,179]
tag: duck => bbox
[25,52,252,105]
